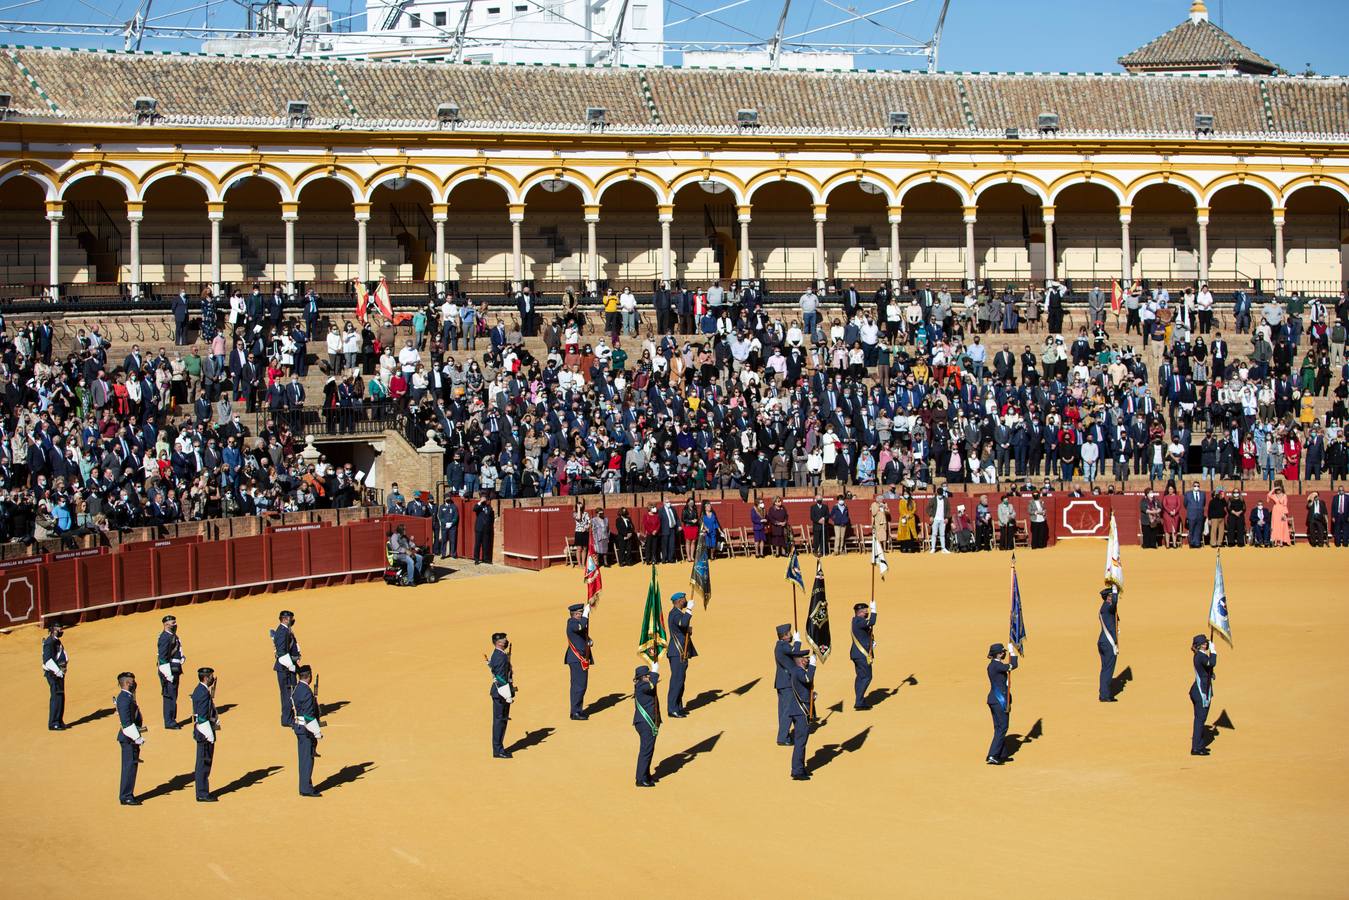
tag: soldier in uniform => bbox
[115,671,145,805]
[849,600,877,709]
[488,632,515,758]
[156,615,186,728]
[666,593,696,718]
[773,624,798,745]
[191,667,219,801]
[564,603,593,720]
[1098,588,1120,702]
[41,621,68,730]
[1189,634,1217,756]
[786,645,816,780]
[986,642,1019,765]
[291,664,323,796]
[632,662,661,787]
[272,610,301,727]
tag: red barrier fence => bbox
[500,492,1327,569]
[0,519,398,629]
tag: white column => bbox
[283,213,297,294]
[888,205,902,285]
[509,204,524,286]
[1196,206,1210,284]
[659,207,673,282]
[433,203,448,293]
[45,202,62,300]
[812,203,828,284]
[127,207,143,298]
[963,206,978,286]
[1042,205,1056,284]
[354,204,370,283]
[737,205,753,281]
[1119,206,1132,284]
[584,204,600,288]
[207,203,223,295]
[1273,207,1286,293]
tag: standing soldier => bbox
[666,593,696,718]
[850,600,877,710]
[986,642,1019,765]
[41,621,68,731]
[564,603,593,720]
[435,497,459,559]
[115,672,145,805]
[773,624,797,745]
[191,667,219,802]
[291,665,323,796]
[1098,588,1120,702]
[786,645,815,780]
[488,632,515,758]
[156,615,186,729]
[1189,635,1217,756]
[632,662,661,787]
[272,610,301,727]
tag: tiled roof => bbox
[1119,18,1276,74]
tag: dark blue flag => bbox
[1009,564,1027,655]
[690,537,712,610]
[785,550,804,592]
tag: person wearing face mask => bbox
[115,671,145,804]
[191,667,220,801]
[156,615,186,729]
[271,610,301,727]
[41,620,68,730]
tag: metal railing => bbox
[255,400,400,437]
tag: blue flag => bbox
[785,550,804,592]
[1208,553,1232,646]
[689,538,712,610]
[1009,564,1027,655]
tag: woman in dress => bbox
[681,498,700,561]
[589,508,610,565]
[1161,482,1183,549]
[700,501,721,560]
[1269,482,1292,546]
[766,496,790,557]
[750,499,767,558]
[1281,432,1302,483]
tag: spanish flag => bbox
[352,278,369,324]
[1110,280,1124,313]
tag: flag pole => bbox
[791,582,798,633]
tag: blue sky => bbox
[0,0,1342,73]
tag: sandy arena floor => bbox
[1,542,1345,898]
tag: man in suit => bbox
[1333,488,1349,547]
[1184,482,1206,548]
[564,603,593,720]
[488,632,515,758]
[41,621,68,730]
[666,592,696,718]
[191,667,219,801]
[659,500,679,562]
[291,665,323,796]
[786,645,816,780]
[156,615,185,729]
[1097,587,1120,702]
[516,286,536,337]
[849,600,877,710]
[271,610,301,727]
[1188,635,1217,756]
[808,495,829,556]
[115,671,145,804]
[286,374,306,433]
[172,291,189,344]
[632,663,661,787]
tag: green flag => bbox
[638,565,668,664]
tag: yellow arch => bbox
[293,164,364,202]
[363,165,445,203]
[56,160,138,200]
[138,161,221,202]
[1280,174,1349,205]
[894,170,972,206]
[1201,172,1280,207]
[744,168,824,204]
[971,170,1051,204]
[667,168,748,206]
[518,167,598,205]
[820,170,899,205]
[0,161,60,201]
[1124,172,1203,206]
[218,163,295,203]
[1047,171,1126,205]
[595,168,670,205]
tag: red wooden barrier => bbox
[120,535,202,553]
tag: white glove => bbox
[158,663,173,683]
[278,653,296,672]
[808,654,818,668]
[869,600,876,614]
[1207,641,1215,654]
[173,657,185,665]
[793,631,801,644]
[496,684,514,701]
[1009,645,1018,657]
[650,660,660,674]
[685,606,694,618]
[506,696,515,704]
[582,605,591,619]
[196,721,215,744]
[303,718,323,738]
[43,658,62,677]
[122,724,142,742]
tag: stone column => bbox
[432,202,448,293]
[354,202,371,283]
[45,200,62,300]
[207,201,224,295]
[1118,205,1133,284]
[812,203,828,284]
[658,204,673,283]
[584,203,600,289]
[963,205,978,287]
[126,200,143,298]
[1196,206,1210,283]
[1273,207,1286,293]
[508,203,525,287]
[1042,204,1056,284]
[737,204,753,281]
[888,205,902,285]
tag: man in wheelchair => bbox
[388,523,437,586]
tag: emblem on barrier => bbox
[3,576,35,623]
[1060,500,1107,536]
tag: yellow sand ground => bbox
[1,544,1345,899]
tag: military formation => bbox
[38,537,1230,800]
